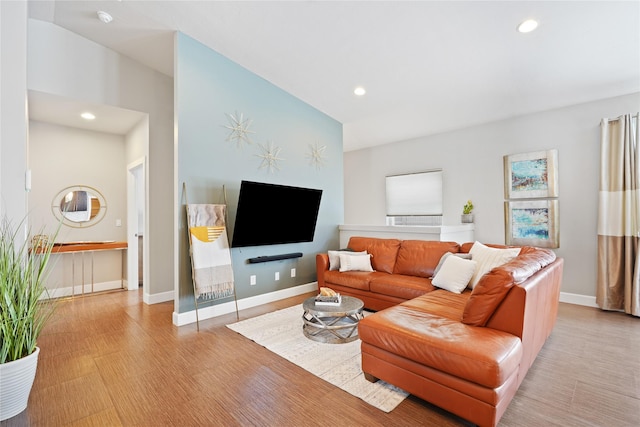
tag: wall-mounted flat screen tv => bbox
[231,180,323,248]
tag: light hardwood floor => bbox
[2,289,639,426]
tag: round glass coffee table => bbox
[302,295,364,344]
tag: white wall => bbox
[125,116,148,164]
[125,118,148,234]
[0,2,28,230]
[344,93,640,300]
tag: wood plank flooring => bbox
[2,289,638,426]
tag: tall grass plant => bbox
[0,217,57,364]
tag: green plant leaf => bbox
[0,216,59,363]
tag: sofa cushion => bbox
[462,269,514,326]
[432,255,477,294]
[324,270,393,291]
[401,289,470,321]
[370,274,436,300]
[348,237,401,274]
[339,252,373,272]
[468,241,521,289]
[358,300,523,389]
[393,240,460,278]
[462,246,558,326]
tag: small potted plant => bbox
[461,200,474,223]
[0,216,57,421]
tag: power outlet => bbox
[291,268,296,277]
[250,275,256,286]
[275,272,280,281]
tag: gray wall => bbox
[175,33,344,314]
[26,19,174,301]
[29,121,128,292]
[344,93,640,300]
[28,121,127,242]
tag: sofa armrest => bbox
[486,257,563,385]
[487,257,563,346]
[316,253,329,290]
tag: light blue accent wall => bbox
[176,33,343,313]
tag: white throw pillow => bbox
[432,252,473,278]
[328,250,367,271]
[432,255,477,294]
[468,242,521,289]
[338,252,374,272]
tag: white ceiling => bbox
[27,1,640,151]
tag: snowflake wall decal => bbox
[256,141,284,173]
[307,142,327,169]
[223,111,255,147]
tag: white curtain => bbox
[597,113,640,316]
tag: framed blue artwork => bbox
[504,149,558,199]
[505,199,559,248]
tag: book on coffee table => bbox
[314,294,342,306]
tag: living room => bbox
[5,0,636,319]
[1,1,638,425]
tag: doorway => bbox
[127,158,146,291]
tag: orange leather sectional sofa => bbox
[316,236,564,427]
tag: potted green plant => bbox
[0,216,57,421]
[461,200,474,223]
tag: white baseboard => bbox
[46,280,124,299]
[173,282,318,326]
[46,280,174,306]
[144,290,174,305]
[559,292,597,307]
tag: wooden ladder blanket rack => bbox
[184,182,239,331]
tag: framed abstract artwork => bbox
[504,149,558,199]
[505,199,559,248]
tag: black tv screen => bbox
[231,180,323,248]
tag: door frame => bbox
[126,157,147,291]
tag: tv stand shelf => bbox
[248,252,303,263]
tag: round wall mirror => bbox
[52,185,107,228]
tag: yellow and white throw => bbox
[187,204,235,299]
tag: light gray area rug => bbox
[226,304,409,412]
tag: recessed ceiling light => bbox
[97,11,113,24]
[517,19,538,33]
[81,112,96,120]
[354,87,366,96]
